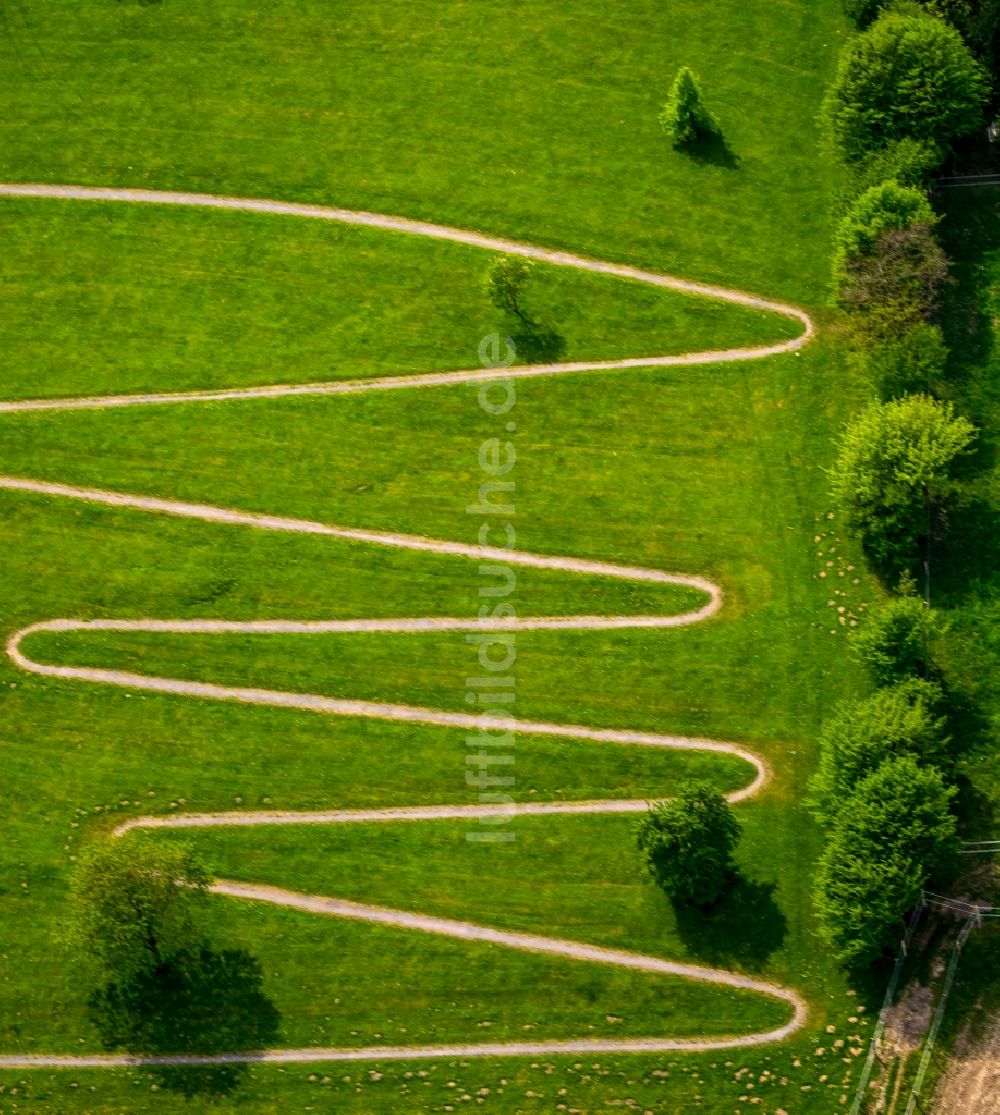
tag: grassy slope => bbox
[0,0,877,1111]
[0,198,796,401]
[0,0,842,304]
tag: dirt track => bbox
[0,183,815,1068]
[933,1010,1000,1113]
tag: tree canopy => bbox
[814,756,957,967]
[834,180,937,277]
[68,837,213,980]
[856,322,949,400]
[829,393,976,569]
[637,781,740,906]
[850,585,945,684]
[824,10,989,162]
[808,677,949,825]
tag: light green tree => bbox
[68,837,212,979]
[829,394,976,569]
[808,677,949,825]
[659,67,719,145]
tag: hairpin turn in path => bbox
[0,183,814,1069]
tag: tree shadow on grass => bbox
[88,945,281,1098]
[671,873,787,972]
[676,133,740,170]
[936,189,999,419]
[933,496,1000,603]
[511,321,567,364]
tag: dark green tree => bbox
[637,781,740,906]
[68,837,212,980]
[823,10,989,162]
[659,67,719,145]
[829,394,976,569]
[845,0,885,23]
[927,0,1000,75]
[850,581,945,683]
[808,677,949,825]
[814,756,958,967]
[483,254,534,323]
[854,322,949,399]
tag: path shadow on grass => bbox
[672,873,786,972]
[88,945,281,1098]
[677,133,740,170]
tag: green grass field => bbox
[0,1,904,1111]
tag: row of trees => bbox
[635,9,992,947]
[812,2,992,968]
[826,6,986,576]
[811,591,960,965]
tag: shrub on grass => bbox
[823,10,989,162]
[68,837,212,981]
[829,393,976,570]
[659,67,719,145]
[808,677,950,825]
[814,756,958,968]
[637,781,740,907]
[850,580,945,683]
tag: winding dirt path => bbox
[0,184,814,1069]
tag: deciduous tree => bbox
[840,223,952,344]
[855,322,949,399]
[483,254,533,323]
[637,781,740,907]
[850,582,945,683]
[823,11,989,161]
[68,837,212,980]
[829,394,975,569]
[814,756,957,967]
[808,678,949,825]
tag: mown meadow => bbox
[0,1,893,1110]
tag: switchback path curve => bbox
[0,183,813,1069]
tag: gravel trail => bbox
[0,183,815,1067]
